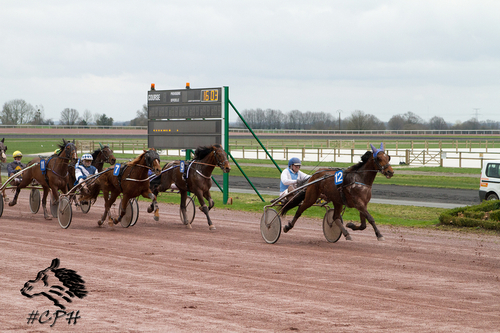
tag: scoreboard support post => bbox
[223,86,229,205]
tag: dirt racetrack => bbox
[1,190,499,332]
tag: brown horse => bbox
[0,138,8,201]
[91,143,116,172]
[280,143,394,241]
[67,144,116,189]
[9,139,78,219]
[80,148,161,226]
[152,144,231,230]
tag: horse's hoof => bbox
[153,215,159,222]
[209,225,216,231]
[108,219,114,227]
[346,222,355,229]
[147,206,153,213]
[283,225,290,233]
[8,201,15,207]
[44,216,52,220]
[378,236,385,241]
[3,197,9,203]
[186,223,192,229]
[345,235,352,241]
[97,220,103,227]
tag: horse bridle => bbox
[57,143,77,160]
[100,147,113,163]
[373,152,392,173]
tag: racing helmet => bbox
[54,148,61,155]
[13,150,22,158]
[288,157,301,167]
[81,153,93,161]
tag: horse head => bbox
[212,144,231,173]
[145,148,161,175]
[0,138,7,163]
[20,258,87,310]
[370,143,394,179]
[100,145,116,165]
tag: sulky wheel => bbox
[80,200,91,214]
[260,208,281,244]
[57,197,73,229]
[322,208,343,243]
[0,193,3,218]
[119,199,134,228]
[129,198,139,227]
[180,196,196,225]
[29,189,41,214]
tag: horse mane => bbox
[194,144,220,160]
[56,140,67,151]
[346,151,372,172]
[129,150,148,165]
[91,148,101,159]
[53,268,88,299]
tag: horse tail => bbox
[280,190,306,216]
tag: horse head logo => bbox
[20,258,88,310]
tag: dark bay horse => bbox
[9,139,78,219]
[152,144,231,230]
[80,148,161,226]
[0,138,8,200]
[280,143,394,241]
[91,143,116,172]
[67,143,117,188]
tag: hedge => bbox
[438,200,500,231]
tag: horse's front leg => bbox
[144,190,159,221]
[203,190,214,210]
[106,191,120,226]
[194,190,215,231]
[347,209,384,241]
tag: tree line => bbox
[2,99,498,130]
[1,99,114,126]
[234,109,500,130]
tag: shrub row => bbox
[438,200,500,231]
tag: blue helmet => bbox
[288,157,301,167]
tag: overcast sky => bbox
[1,1,499,124]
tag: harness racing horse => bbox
[280,143,394,241]
[152,144,231,230]
[80,148,161,226]
[0,138,8,201]
[67,143,117,192]
[91,143,116,172]
[9,139,78,220]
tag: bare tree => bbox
[60,108,80,125]
[345,110,385,130]
[81,109,94,125]
[428,116,448,130]
[1,99,36,125]
[130,104,148,126]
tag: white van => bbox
[479,160,500,201]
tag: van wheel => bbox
[486,193,499,201]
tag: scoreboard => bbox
[147,86,224,149]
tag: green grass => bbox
[152,191,444,228]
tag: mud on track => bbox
[1,190,499,332]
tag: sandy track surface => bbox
[1,190,499,332]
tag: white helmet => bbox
[81,153,93,161]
